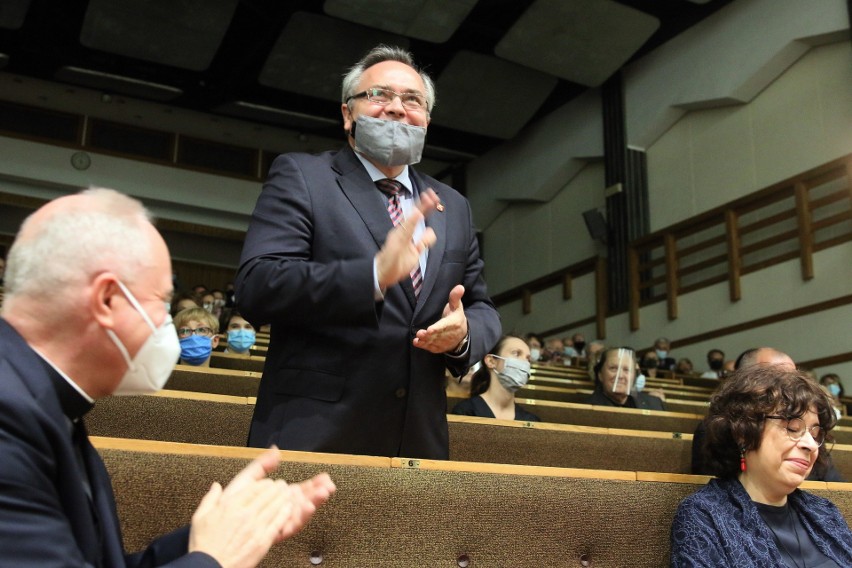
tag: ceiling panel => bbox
[323,0,478,43]
[79,0,238,71]
[495,0,660,86]
[259,11,409,103]
[431,50,557,139]
[0,1,735,166]
[0,0,31,30]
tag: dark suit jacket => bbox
[0,319,218,567]
[236,146,501,459]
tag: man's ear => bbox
[341,103,353,135]
[91,273,120,328]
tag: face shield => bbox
[609,348,636,396]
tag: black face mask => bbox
[709,359,724,371]
[574,341,586,353]
[643,359,658,370]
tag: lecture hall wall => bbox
[472,0,852,383]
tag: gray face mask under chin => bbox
[351,115,427,167]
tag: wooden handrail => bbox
[628,152,852,329]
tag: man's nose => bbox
[383,94,407,116]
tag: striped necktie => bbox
[375,178,423,297]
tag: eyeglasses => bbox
[177,326,213,338]
[348,87,428,111]
[765,415,826,447]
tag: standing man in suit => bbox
[236,45,501,460]
[0,188,335,567]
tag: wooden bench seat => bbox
[93,437,852,568]
[209,351,266,373]
[165,365,261,397]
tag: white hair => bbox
[4,188,154,301]
[341,44,437,112]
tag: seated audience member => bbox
[701,348,726,378]
[640,351,661,378]
[675,357,695,376]
[224,282,237,307]
[584,347,666,411]
[653,337,676,370]
[671,366,852,566]
[820,373,846,418]
[0,188,335,567]
[542,337,565,364]
[585,340,605,370]
[451,336,540,422]
[192,283,208,298]
[223,310,256,355]
[525,333,544,362]
[691,347,843,481]
[170,292,199,317]
[635,355,667,403]
[571,333,587,358]
[200,291,224,321]
[174,307,220,367]
[0,255,5,286]
[561,336,578,359]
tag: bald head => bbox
[4,188,155,306]
[735,347,795,371]
[3,189,173,398]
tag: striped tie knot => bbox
[375,178,403,197]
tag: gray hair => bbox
[4,188,153,301]
[341,44,437,112]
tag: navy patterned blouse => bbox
[671,478,852,567]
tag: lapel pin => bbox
[436,201,445,212]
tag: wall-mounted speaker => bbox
[582,208,609,244]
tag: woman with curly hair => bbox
[671,365,852,566]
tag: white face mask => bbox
[530,348,541,362]
[491,355,531,392]
[105,280,180,395]
[351,115,426,166]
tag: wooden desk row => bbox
[85,389,852,479]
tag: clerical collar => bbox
[31,347,94,422]
[353,151,414,196]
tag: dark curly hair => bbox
[702,365,837,478]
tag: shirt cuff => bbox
[373,258,385,301]
[445,330,470,359]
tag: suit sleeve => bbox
[445,196,501,375]
[126,526,221,568]
[235,153,378,328]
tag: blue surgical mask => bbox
[656,349,668,359]
[180,335,212,366]
[227,329,256,353]
[829,384,841,397]
[635,374,646,392]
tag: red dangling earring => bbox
[740,447,747,472]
